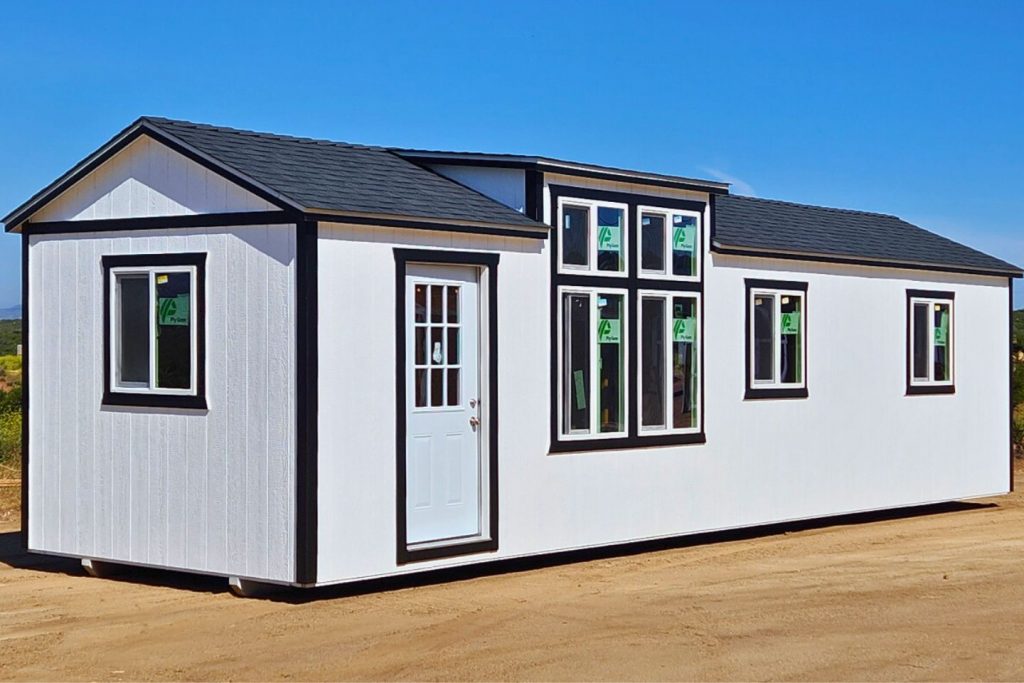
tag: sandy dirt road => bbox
[3,471,1024,681]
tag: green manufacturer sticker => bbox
[673,317,695,343]
[597,318,621,344]
[672,225,695,252]
[573,370,587,410]
[780,311,800,335]
[935,311,948,346]
[597,224,621,251]
[158,295,190,326]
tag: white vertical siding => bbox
[27,225,297,583]
[315,201,1010,585]
[32,135,275,223]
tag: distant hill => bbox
[0,305,20,320]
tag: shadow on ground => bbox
[0,499,998,602]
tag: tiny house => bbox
[5,117,1019,593]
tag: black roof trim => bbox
[713,194,1022,278]
[394,149,730,194]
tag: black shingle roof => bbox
[139,117,541,228]
[714,194,1021,276]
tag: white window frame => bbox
[556,285,630,441]
[748,286,806,390]
[909,296,954,387]
[637,290,701,435]
[108,265,199,397]
[636,205,702,282]
[556,196,630,277]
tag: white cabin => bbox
[5,117,1018,592]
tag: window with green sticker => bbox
[560,288,627,438]
[103,253,206,408]
[557,198,627,275]
[638,206,700,280]
[640,292,700,433]
[907,291,954,392]
[745,280,807,398]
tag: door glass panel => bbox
[414,369,428,407]
[596,207,625,272]
[564,293,590,433]
[641,297,666,428]
[447,368,459,406]
[933,302,951,381]
[415,327,426,365]
[414,284,427,323]
[447,286,459,323]
[912,302,929,380]
[780,294,802,384]
[430,327,443,365]
[447,327,459,364]
[430,285,443,323]
[641,213,665,273]
[598,293,624,432]
[430,368,444,407]
[673,297,698,429]
[117,274,150,386]
[753,294,775,382]
[671,214,698,276]
[562,205,589,267]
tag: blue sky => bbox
[1,0,1022,306]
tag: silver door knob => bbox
[469,416,480,429]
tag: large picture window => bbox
[639,291,700,434]
[906,289,954,395]
[559,288,628,438]
[550,184,707,452]
[745,279,808,400]
[103,253,206,409]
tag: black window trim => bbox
[744,278,810,401]
[905,288,956,396]
[102,252,208,410]
[549,184,707,454]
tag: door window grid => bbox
[413,282,462,409]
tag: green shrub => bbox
[0,410,20,471]
[0,387,20,414]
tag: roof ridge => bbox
[723,193,898,219]
[140,116,387,152]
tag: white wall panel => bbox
[27,224,297,583]
[33,136,275,222]
[427,165,526,213]
[316,196,1010,584]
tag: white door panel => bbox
[405,264,481,545]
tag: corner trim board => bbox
[20,233,28,549]
[393,248,501,564]
[295,220,319,584]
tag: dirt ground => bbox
[3,469,1024,681]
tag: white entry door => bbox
[405,264,482,546]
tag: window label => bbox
[573,370,587,409]
[597,224,621,252]
[598,318,621,344]
[935,311,948,346]
[673,317,695,343]
[158,295,190,326]
[780,311,800,335]
[672,225,695,252]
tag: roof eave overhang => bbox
[2,118,306,233]
[712,241,1024,278]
